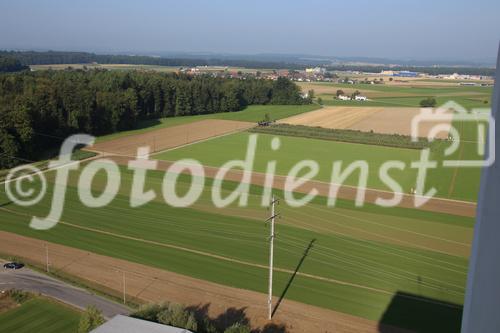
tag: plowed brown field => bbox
[89,119,254,156]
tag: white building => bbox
[91,315,193,333]
[338,95,351,101]
[355,95,367,101]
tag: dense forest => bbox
[0,56,29,73]
[0,70,307,168]
[0,50,306,71]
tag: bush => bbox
[420,97,437,107]
[8,289,33,304]
[199,317,218,333]
[78,306,105,333]
[157,303,197,331]
[224,322,251,333]
[131,302,169,322]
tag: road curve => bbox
[0,261,130,319]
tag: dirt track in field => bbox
[107,155,476,217]
[0,232,410,333]
[278,107,452,139]
[89,119,255,156]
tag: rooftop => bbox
[90,315,193,333]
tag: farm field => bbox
[0,73,486,332]
[278,106,452,138]
[30,63,277,75]
[0,165,471,332]
[298,81,492,108]
[0,297,80,333]
[155,131,421,191]
[156,105,483,202]
[96,105,320,143]
[90,119,254,155]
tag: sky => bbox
[1,0,499,62]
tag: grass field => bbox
[155,132,421,191]
[299,81,492,109]
[155,131,475,200]
[0,79,486,332]
[97,104,319,143]
[0,162,472,332]
[155,107,484,202]
[0,297,80,333]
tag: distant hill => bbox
[0,50,495,76]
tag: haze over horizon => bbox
[1,0,499,63]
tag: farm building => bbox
[338,95,351,101]
[91,315,193,333]
[355,95,367,101]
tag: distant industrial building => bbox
[381,70,419,77]
[393,70,418,77]
[305,67,326,75]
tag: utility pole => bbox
[267,195,279,320]
[122,271,126,304]
[45,244,49,273]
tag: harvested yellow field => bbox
[278,107,383,129]
[297,82,417,98]
[279,106,452,138]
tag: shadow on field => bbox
[378,291,463,333]
[272,238,316,318]
[136,118,162,130]
[187,303,289,333]
[0,200,13,208]
[187,304,249,331]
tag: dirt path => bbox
[0,232,409,333]
[107,155,476,217]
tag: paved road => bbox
[0,262,130,319]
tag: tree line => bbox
[1,50,494,76]
[0,70,307,168]
[0,50,306,71]
[0,55,29,73]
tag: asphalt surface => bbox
[0,262,130,319]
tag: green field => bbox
[154,100,485,202]
[0,163,472,332]
[0,80,485,332]
[155,132,421,191]
[305,81,492,108]
[97,104,320,143]
[0,297,80,333]
[322,95,491,109]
